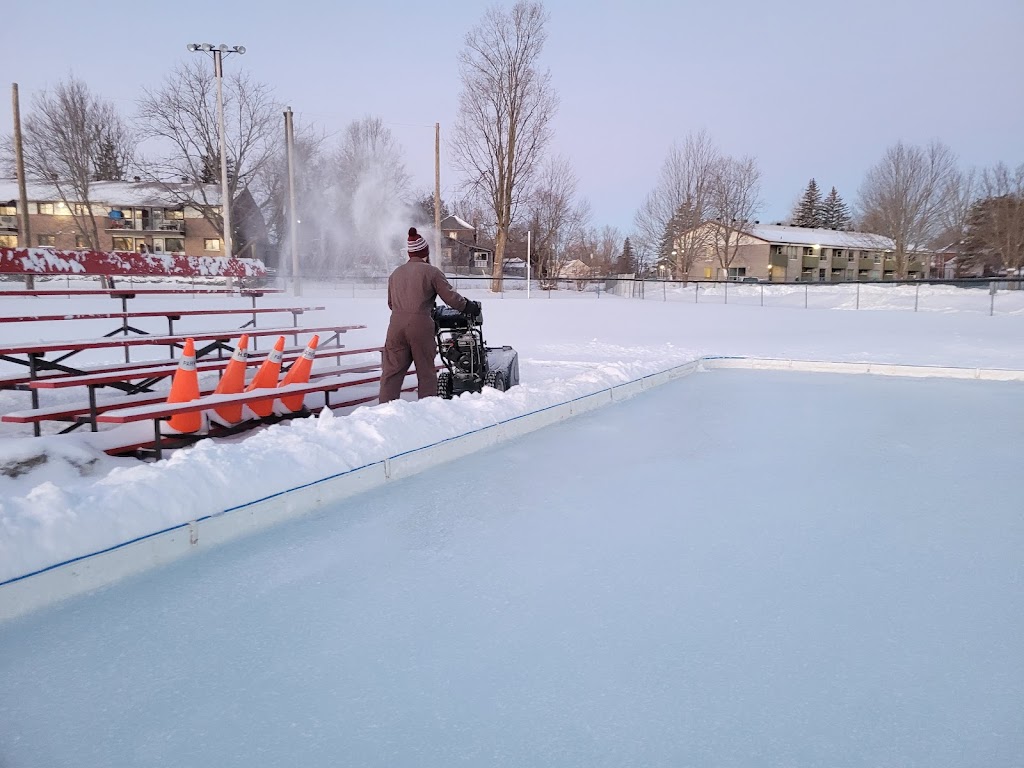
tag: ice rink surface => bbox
[2,370,1022,767]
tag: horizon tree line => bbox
[3,0,1020,284]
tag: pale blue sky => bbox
[4,0,1022,232]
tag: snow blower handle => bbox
[463,299,481,320]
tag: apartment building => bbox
[674,222,928,282]
[0,179,244,258]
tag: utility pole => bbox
[434,122,442,268]
[284,106,300,296]
[11,83,33,289]
[526,230,531,300]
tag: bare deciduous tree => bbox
[634,130,719,282]
[707,156,762,278]
[258,122,329,275]
[17,76,136,251]
[964,162,1024,275]
[526,155,589,281]
[933,167,977,276]
[137,59,280,253]
[330,116,412,274]
[857,140,959,278]
[451,0,557,291]
[589,224,623,275]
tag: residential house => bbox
[672,222,926,282]
[439,214,493,274]
[927,241,989,279]
[502,257,527,277]
[558,259,591,279]
[0,179,266,259]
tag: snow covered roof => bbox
[558,258,591,277]
[741,223,895,251]
[0,179,222,208]
[441,214,474,231]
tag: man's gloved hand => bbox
[463,299,481,318]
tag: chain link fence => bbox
[222,272,1024,316]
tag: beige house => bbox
[558,258,591,279]
[0,179,229,257]
[672,223,927,282]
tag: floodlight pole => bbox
[213,49,232,260]
[187,43,245,264]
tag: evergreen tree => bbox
[794,178,823,228]
[412,191,450,229]
[199,152,236,185]
[658,205,690,264]
[659,222,677,264]
[92,134,125,181]
[616,237,636,273]
[820,186,852,230]
[200,152,219,184]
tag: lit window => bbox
[0,234,16,248]
[75,235,89,248]
[37,235,55,247]
[204,238,221,251]
[112,237,133,251]
[37,202,54,215]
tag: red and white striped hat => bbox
[407,227,429,258]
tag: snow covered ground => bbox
[0,368,1021,766]
[1,279,1023,582]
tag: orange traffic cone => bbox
[211,334,249,425]
[166,338,201,433]
[277,335,319,413]
[245,336,285,418]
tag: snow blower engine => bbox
[433,304,519,399]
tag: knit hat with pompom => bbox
[407,227,429,258]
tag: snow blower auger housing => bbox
[433,305,519,400]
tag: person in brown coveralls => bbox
[378,227,481,403]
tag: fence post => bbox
[760,284,764,307]
[990,282,996,316]
[695,283,699,304]
[856,282,860,310]
[663,279,666,302]
[724,280,729,304]
[804,284,808,309]
[915,283,920,312]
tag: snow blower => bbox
[433,305,519,399]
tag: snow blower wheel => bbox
[484,369,506,391]
[433,305,519,400]
[437,370,453,400]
